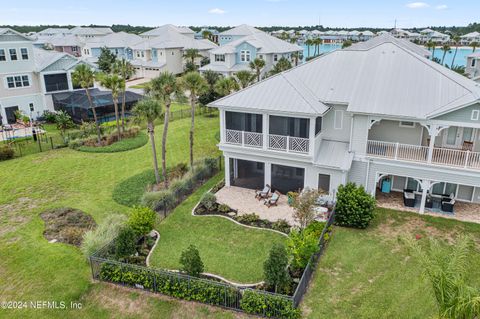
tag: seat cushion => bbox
[404,192,415,199]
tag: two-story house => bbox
[34,34,84,57]
[0,28,95,125]
[85,32,144,61]
[466,52,480,83]
[200,25,303,77]
[209,34,480,215]
[140,24,195,39]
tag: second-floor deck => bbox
[224,129,310,154]
[367,140,480,170]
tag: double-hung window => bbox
[240,50,250,62]
[5,75,29,88]
[0,49,5,61]
[20,48,28,60]
[9,48,17,61]
[214,54,225,62]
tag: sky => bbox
[1,0,479,28]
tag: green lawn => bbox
[149,174,287,283]
[302,208,480,319]
[0,115,255,319]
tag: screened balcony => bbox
[268,115,310,154]
[224,111,264,148]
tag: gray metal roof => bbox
[141,24,195,36]
[219,24,262,36]
[87,32,143,49]
[347,33,431,58]
[210,34,480,120]
[314,140,353,170]
[136,29,216,50]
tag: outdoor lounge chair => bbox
[441,196,455,213]
[255,184,271,200]
[403,189,416,207]
[264,191,280,208]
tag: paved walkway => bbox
[215,186,295,224]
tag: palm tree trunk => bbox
[85,88,101,144]
[113,97,121,140]
[162,104,170,188]
[148,121,161,184]
[121,89,126,133]
[307,45,310,58]
[451,46,458,68]
[442,51,447,65]
[256,69,260,82]
[189,94,195,170]
[432,47,436,60]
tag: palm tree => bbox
[132,98,163,184]
[99,73,124,140]
[234,70,255,89]
[305,39,313,58]
[214,77,239,96]
[441,44,451,65]
[425,40,436,60]
[470,41,478,53]
[313,38,323,56]
[71,64,101,144]
[147,72,182,188]
[180,72,208,169]
[291,51,302,66]
[202,69,221,90]
[113,58,135,133]
[406,236,480,319]
[249,58,266,82]
[183,48,202,67]
[451,35,461,68]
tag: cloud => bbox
[406,2,430,8]
[208,8,226,14]
[435,4,448,10]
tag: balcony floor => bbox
[376,191,480,224]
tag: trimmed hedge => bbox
[241,290,301,319]
[98,262,300,318]
[0,145,15,161]
[77,131,148,153]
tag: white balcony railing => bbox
[367,140,480,170]
[225,129,263,148]
[224,129,310,154]
[268,134,309,154]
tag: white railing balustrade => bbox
[289,136,310,153]
[268,134,309,154]
[367,140,480,170]
[225,129,242,145]
[268,134,287,151]
[225,129,263,148]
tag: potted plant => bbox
[287,191,298,206]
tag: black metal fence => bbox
[292,210,336,307]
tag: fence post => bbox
[50,137,54,150]
[38,138,43,152]
[18,143,23,157]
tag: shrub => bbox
[170,162,188,179]
[81,214,127,258]
[291,188,324,229]
[272,219,291,234]
[200,192,217,211]
[127,206,157,236]
[286,229,319,273]
[141,190,175,212]
[240,290,301,319]
[42,110,57,123]
[211,179,225,193]
[218,204,230,213]
[0,145,14,161]
[170,177,193,198]
[334,182,376,229]
[264,243,290,294]
[115,226,137,259]
[203,157,218,175]
[179,245,204,277]
[304,221,326,238]
[236,213,260,224]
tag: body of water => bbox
[302,43,475,67]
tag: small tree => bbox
[269,57,292,76]
[334,182,376,229]
[114,226,137,258]
[179,245,204,277]
[97,47,117,73]
[264,243,290,293]
[292,188,323,229]
[286,229,318,273]
[127,206,157,236]
[54,110,74,142]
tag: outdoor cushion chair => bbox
[255,184,271,200]
[403,189,416,207]
[441,198,455,213]
[264,191,281,208]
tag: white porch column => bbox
[67,71,73,91]
[263,114,269,150]
[419,180,431,214]
[264,162,272,186]
[224,155,231,186]
[309,117,316,156]
[219,109,226,143]
[425,124,448,163]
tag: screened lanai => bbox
[52,89,143,123]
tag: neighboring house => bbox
[0,28,95,125]
[85,31,144,61]
[390,28,421,41]
[34,34,85,57]
[140,24,195,39]
[461,31,480,45]
[466,52,480,82]
[195,28,220,43]
[36,28,71,37]
[209,34,480,214]
[419,28,450,43]
[70,26,113,40]
[200,25,302,77]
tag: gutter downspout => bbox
[365,159,371,194]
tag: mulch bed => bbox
[40,207,96,246]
